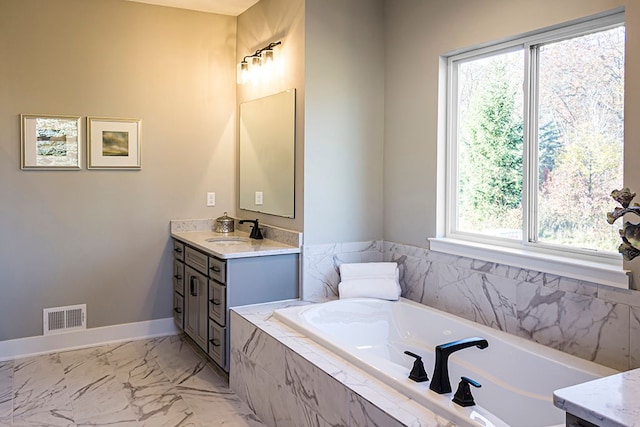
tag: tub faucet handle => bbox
[452,376,481,407]
[404,351,429,382]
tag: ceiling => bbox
[126,0,260,16]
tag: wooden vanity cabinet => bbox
[172,241,185,329]
[173,238,298,372]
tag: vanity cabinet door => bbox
[208,319,226,367]
[208,280,226,327]
[184,266,208,351]
[173,292,184,329]
[173,241,185,262]
[173,260,184,295]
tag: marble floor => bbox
[0,334,265,427]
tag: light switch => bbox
[207,192,216,206]
[255,191,263,205]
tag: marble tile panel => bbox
[282,348,349,427]
[302,241,384,301]
[598,285,640,307]
[0,361,12,423]
[517,281,630,370]
[231,350,297,427]
[232,320,287,380]
[348,392,405,427]
[427,262,518,333]
[12,353,74,427]
[386,251,434,304]
[59,347,137,424]
[145,336,227,391]
[631,306,640,370]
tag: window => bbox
[442,12,625,271]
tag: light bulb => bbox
[237,60,249,84]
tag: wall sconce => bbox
[237,41,282,85]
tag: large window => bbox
[445,13,625,263]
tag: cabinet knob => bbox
[174,247,183,253]
[209,299,221,306]
[174,307,182,314]
[209,339,221,347]
[210,266,221,273]
[174,274,182,280]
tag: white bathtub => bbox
[273,298,616,427]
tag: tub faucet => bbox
[429,337,488,394]
[239,219,263,240]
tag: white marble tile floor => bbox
[0,334,264,427]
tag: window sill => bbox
[428,237,630,289]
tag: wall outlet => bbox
[255,191,263,205]
[207,192,216,206]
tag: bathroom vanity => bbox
[554,368,640,427]
[171,222,300,372]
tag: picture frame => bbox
[87,117,141,169]
[20,114,82,170]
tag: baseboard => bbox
[0,317,179,362]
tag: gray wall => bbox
[383,0,640,286]
[236,0,305,232]
[303,0,385,245]
[0,0,237,340]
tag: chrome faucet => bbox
[239,219,263,240]
[429,337,488,394]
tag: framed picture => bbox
[20,114,81,170]
[87,117,141,169]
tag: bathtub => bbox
[273,298,616,427]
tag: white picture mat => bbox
[21,115,81,169]
[88,118,140,169]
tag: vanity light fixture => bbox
[237,41,282,85]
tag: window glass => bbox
[457,50,524,239]
[536,27,625,251]
[448,17,625,256]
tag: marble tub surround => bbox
[301,240,384,301]
[553,368,640,427]
[0,334,264,427]
[230,301,455,427]
[300,240,640,371]
[170,218,302,248]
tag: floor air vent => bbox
[43,304,87,335]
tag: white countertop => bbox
[553,368,640,427]
[171,230,301,259]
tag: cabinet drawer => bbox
[173,292,184,330]
[173,240,185,261]
[185,246,208,275]
[173,260,184,295]
[208,319,226,367]
[208,256,226,283]
[208,280,226,326]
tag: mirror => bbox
[239,89,295,218]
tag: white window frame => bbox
[431,9,630,289]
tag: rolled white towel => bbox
[339,262,399,281]
[338,278,401,301]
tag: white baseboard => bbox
[0,318,179,362]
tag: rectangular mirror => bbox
[239,89,296,218]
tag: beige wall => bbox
[236,0,305,232]
[0,0,237,340]
[304,0,385,244]
[384,0,640,284]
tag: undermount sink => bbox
[205,236,251,245]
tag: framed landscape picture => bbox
[21,114,81,170]
[87,117,141,169]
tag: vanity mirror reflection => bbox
[239,89,295,218]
